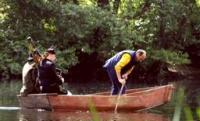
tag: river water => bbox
[0,82,173,121]
[0,109,170,121]
[0,66,200,121]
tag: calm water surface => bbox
[0,81,173,121]
[1,66,200,121]
[0,109,170,121]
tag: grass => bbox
[172,86,200,121]
[134,84,200,121]
[89,99,101,121]
[172,87,185,121]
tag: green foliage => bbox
[150,49,190,65]
[56,47,78,69]
[0,0,199,79]
[196,0,200,7]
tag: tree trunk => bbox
[113,0,120,14]
[122,1,151,20]
[97,0,109,8]
[73,0,79,4]
[158,0,166,48]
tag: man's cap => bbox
[47,47,56,54]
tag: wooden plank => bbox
[17,94,54,110]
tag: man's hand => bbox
[122,74,128,80]
[57,74,65,83]
[119,78,126,85]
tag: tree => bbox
[0,0,199,82]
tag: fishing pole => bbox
[26,36,42,64]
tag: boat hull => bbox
[18,84,174,112]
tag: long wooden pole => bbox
[114,83,125,114]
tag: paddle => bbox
[114,82,125,114]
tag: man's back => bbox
[38,59,62,93]
[20,62,38,96]
[103,50,136,69]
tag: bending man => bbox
[103,49,146,95]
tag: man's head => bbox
[135,49,146,62]
[46,47,56,63]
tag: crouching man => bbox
[38,47,65,94]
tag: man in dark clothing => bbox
[38,47,63,93]
[103,49,146,95]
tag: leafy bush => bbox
[0,0,199,80]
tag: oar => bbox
[114,83,125,114]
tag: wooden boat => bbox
[18,84,174,112]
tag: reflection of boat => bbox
[19,109,170,121]
[18,84,174,112]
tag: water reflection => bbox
[0,110,18,121]
[19,109,170,121]
[0,106,20,110]
[0,106,20,121]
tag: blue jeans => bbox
[106,68,126,95]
